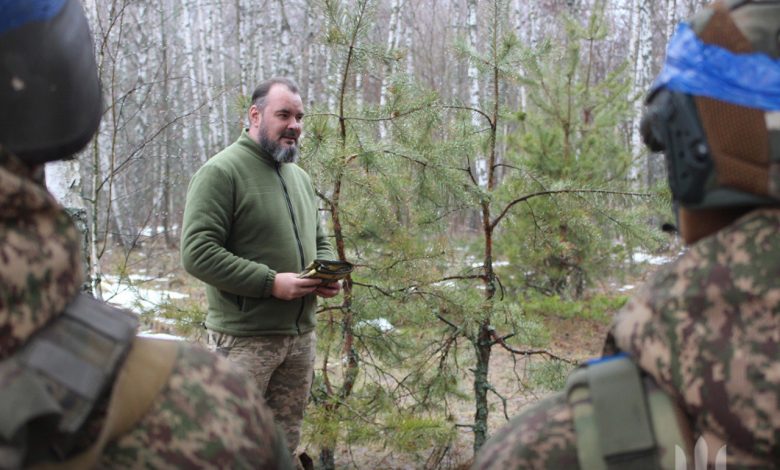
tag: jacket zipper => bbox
[275,163,306,334]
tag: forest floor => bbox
[100,242,678,470]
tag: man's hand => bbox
[272,273,322,300]
[315,280,342,298]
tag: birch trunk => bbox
[629,0,653,185]
[380,0,402,109]
[183,0,208,163]
[276,0,296,78]
[466,0,487,187]
[305,3,317,106]
[46,160,93,294]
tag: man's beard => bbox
[259,127,299,163]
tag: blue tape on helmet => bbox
[585,352,628,366]
[0,0,67,35]
[651,22,780,111]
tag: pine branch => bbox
[353,273,484,299]
[489,330,577,365]
[436,314,460,330]
[465,156,479,186]
[309,105,432,123]
[383,150,429,168]
[439,105,494,127]
[491,188,652,229]
[486,383,509,420]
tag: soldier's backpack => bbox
[566,354,694,470]
[0,294,178,469]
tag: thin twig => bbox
[491,189,652,229]
[489,330,577,365]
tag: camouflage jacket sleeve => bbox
[611,208,780,462]
[98,343,291,469]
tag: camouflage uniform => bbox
[206,330,317,454]
[474,209,780,469]
[0,141,291,469]
[611,208,780,467]
[99,343,289,468]
[470,392,578,469]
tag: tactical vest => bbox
[566,354,694,470]
[0,294,177,469]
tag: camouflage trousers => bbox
[207,330,316,456]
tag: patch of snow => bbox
[470,260,510,268]
[357,318,394,332]
[100,278,188,341]
[432,280,456,288]
[632,251,677,266]
[101,277,187,315]
[139,225,177,237]
[138,331,184,341]
[103,273,174,284]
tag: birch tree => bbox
[629,0,654,184]
[182,0,208,164]
[46,160,93,292]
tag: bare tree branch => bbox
[491,189,652,229]
[489,330,577,365]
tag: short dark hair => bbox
[251,77,300,110]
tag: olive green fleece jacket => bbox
[180,129,334,336]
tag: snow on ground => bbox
[632,251,678,266]
[101,274,188,314]
[357,317,394,332]
[101,275,187,340]
[138,331,184,341]
[615,249,681,292]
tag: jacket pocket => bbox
[218,290,243,311]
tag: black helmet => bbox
[0,0,102,165]
[641,0,780,211]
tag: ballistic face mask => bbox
[0,0,102,165]
[641,0,780,216]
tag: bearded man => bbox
[181,77,340,463]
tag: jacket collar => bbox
[237,129,277,166]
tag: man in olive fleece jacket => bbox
[181,77,340,460]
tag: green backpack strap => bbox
[566,354,693,470]
[32,337,179,470]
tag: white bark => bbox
[629,0,653,184]
[403,17,413,75]
[183,0,208,163]
[236,0,248,97]
[355,73,364,107]
[198,0,219,153]
[380,0,402,109]
[466,0,487,187]
[665,0,679,41]
[215,4,230,147]
[276,0,296,78]
[46,160,84,209]
[467,0,480,121]
[305,4,317,106]
[325,43,337,109]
